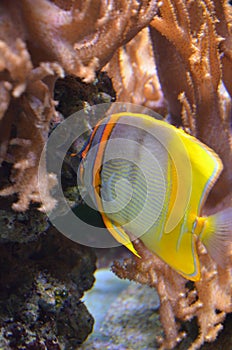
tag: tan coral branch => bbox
[0,0,158,211]
[112,239,232,349]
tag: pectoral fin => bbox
[101,212,141,257]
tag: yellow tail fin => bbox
[200,207,232,266]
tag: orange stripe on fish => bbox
[92,115,118,198]
[81,119,102,160]
[89,114,141,257]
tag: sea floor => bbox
[80,268,232,350]
[80,269,161,350]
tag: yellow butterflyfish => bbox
[78,112,232,281]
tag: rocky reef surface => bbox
[0,196,96,349]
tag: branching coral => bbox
[105,27,166,114]
[0,58,62,211]
[214,0,232,98]
[19,0,158,82]
[150,0,232,205]
[0,0,158,211]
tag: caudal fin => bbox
[201,207,232,267]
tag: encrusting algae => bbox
[0,1,231,349]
